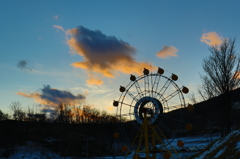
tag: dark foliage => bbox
[0,120,118,157]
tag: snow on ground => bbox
[237,140,240,149]
[5,130,240,159]
[1,133,224,159]
[88,133,221,159]
[212,146,227,159]
[192,130,240,159]
[0,141,60,159]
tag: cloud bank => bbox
[156,46,178,59]
[17,85,85,107]
[54,25,155,85]
[201,32,224,46]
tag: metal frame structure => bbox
[113,67,189,159]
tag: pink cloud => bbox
[17,85,85,107]
[55,25,156,85]
[201,32,224,46]
[156,46,178,59]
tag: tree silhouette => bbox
[0,109,9,120]
[55,103,74,123]
[199,38,240,137]
[9,101,26,121]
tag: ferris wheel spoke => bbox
[151,74,161,96]
[117,113,134,117]
[134,81,144,98]
[144,75,150,97]
[120,102,135,108]
[160,90,181,105]
[126,91,139,102]
[154,79,171,98]
[149,74,154,97]
[159,79,171,93]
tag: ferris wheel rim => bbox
[113,67,189,145]
[117,73,187,119]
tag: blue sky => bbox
[1,0,240,114]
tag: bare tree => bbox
[55,103,74,124]
[198,76,220,101]
[83,105,92,123]
[0,109,9,120]
[9,101,26,121]
[72,105,82,123]
[199,38,240,137]
[189,93,198,104]
[64,104,73,123]
[91,108,100,123]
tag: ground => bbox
[2,129,240,159]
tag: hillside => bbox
[190,128,240,159]
[167,88,240,134]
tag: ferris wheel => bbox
[113,67,192,158]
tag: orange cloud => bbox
[87,75,104,85]
[156,46,178,59]
[55,25,156,85]
[17,85,85,108]
[201,32,224,46]
[17,92,58,107]
[106,106,114,112]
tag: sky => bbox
[1,0,240,114]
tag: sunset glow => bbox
[1,1,240,114]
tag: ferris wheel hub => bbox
[134,96,163,125]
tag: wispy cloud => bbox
[200,32,224,46]
[53,25,65,32]
[17,85,86,108]
[54,25,156,85]
[17,60,32,71]
[156,46,178,59]
[53,15,59,20]
[16,61,73,78]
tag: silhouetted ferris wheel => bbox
[113,67,192,158]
